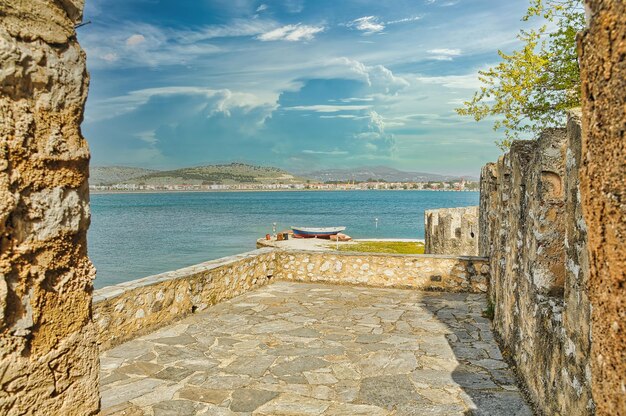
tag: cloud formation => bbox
[348,16,385,34]
[427,48,462,60]
[257,24,325,41]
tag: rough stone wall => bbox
[424,206,479,256]
[277,251,489,293]
[0,1,100,415]
[94,249,490,350]
[93,250,277,350]
[578,2,626,413]
[479,116,594,414]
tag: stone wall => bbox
[479,114,593,414]
[93,248,489,350]
[277,251,489,293]
[0,1,100,414]
[93,249,277,350]
[578,2,626,413]
[425,206,479,256]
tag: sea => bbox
[89,190,479,288]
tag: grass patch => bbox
[337,241,425,255]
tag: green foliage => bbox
[337,241,425,255]
[456,0,585,150]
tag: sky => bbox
[79,0,532,176]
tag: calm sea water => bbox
[89,190,478,288]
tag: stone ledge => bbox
[94,248,276,302]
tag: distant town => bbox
[90,179,479,192]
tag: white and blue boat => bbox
[291,226,346,239]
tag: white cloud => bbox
[257,24,325,41]
[256,4,268,12]
[427,48,462,60]
[101,52,118,62]
[89,87,275,121]
[333,57,409,94]
[416,73,482,89]
[387,16,422,25]
[302,149,349,155]
[126,34,146,46]
[349,16,385,34]
[285,104,371,113]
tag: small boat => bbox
[291,226,346,239]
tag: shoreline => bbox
[89,188,479,195]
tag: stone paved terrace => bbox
[100,282,532,415]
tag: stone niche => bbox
[479,112,593,415]
[0,0,100,414]
[425,206,479,256]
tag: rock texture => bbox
[100,282,531,415]
[94,250,277,350]
[278,251,488,293]
[425,207,479,256]
[93,249,490,352]
[479,115,593,414]
[0,0,99,414]
[578,2,626,414]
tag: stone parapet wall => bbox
[479,113,593,414]
[277,251,489,293]
[94,248,490,351]
[578,2,626,414]
[93,249,277,350]
[425,206,479,256]
[0,1,100,414]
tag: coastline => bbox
[89,188,479,195]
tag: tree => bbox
[456,0,585,150]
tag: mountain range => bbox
[301,166,477,183]
[90,163,477,186]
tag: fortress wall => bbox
[0,1,101,414]
[578,2,626,413]
[479,114,594,414]
[93,249,277,351]
[424,206,479,256]
[277,251,489,293]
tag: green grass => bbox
[337,241,425,255]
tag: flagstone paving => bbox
[100,282,532,415]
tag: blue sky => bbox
[79,0,531,176]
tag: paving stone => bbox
[101,378,165,409]
[118,362,164,377]
[463,391,533,415]
[270,357,329,377]
[154,366,194,382]
[152,399,202,416]
[177,386,230,405]
[222,355,276,377]
[254,393,331,415]
[229,388,279,412]
[358,375,421,407]
[100,402,144,416]
[325,402,388,415]
[100,282,531,415]
[453,371,499,389]
[303,371,339,385]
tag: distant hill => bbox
[302,166,477,183]
[122,163,307,185]
[90,166,157,186]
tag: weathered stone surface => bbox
[229,388,278,412]
[578,2,626,414]
[99,282,530,415]
[478,114,594,414]
[425,206,479,256]
[0,0,100,414]
[277,251,489,293]
[93,249,277,350]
